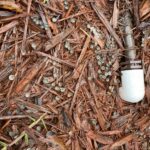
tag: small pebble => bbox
[96,55,101,60]
[35,98,42,106]
[95,50,99,54]
[97,61,102,65]
[69,50,74,54]
[52,61,57,66]
[87,24,91,29]
[7,111,12,115]
[58,82,63,87]
[31,43,37,49]
[55,96,60,101]
[53,73,58,79]
[99,75,103,79]
[64,0,68,5]
[88,76,93,81]
[20,104,26,110]
[36,126,42,132]
[52,17,57,23]
[106,78,110,82]
[28,139,35,147]
[32,17,37,22]
[67,92,73,98]
[25,92,30,98]
[98,69,101,74]
[64,41,71,49]
[40,25,45,29]
[46,131,55,137]
[90,119,97,125]
[70,18,76,23]
[102,75,106,79]
[60,87,66,93]
[90,44,94,49]
[55,86,60,91]
[51,82,56,87]
[9,75,15,81]
[39,20,43,26]
[43,77,49,84]
[96,46,100,50]
[44,24,49,30]
[107,71,112,76]
[9,131,15,138]
[35,20,40,25]
[64,5,69,10]
[105,66,109,70]
[101,66,105,71]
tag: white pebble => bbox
[9,75,15,81]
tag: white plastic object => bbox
[119,69,145,103]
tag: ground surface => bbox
[0,0,149,150]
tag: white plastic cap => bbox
[119,69,145,103]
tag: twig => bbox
[0,21,18,34]
[110,134,134,149]
[36,51,75,68]
[21,0,32,55]
[14,61,44,94]
[0,115,28,120]
[91,3,124,50]
[69,60,88,113]
[45,27,75,51]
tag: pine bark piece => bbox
[86,130,113,145]
[110,134,134,149]
[14,63,43,94]
[45,27,75,51]
[91,3,124,50]
[0,20,18,34]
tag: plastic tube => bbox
[119,69,145,103]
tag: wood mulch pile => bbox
[0,0,149,149]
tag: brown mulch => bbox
[0,0,149,150]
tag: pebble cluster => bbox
[141,27,150,48]
[87,24,117,83]
[43,77,66,93]
[42,76,74,102]
[64,41,74,54]
[64,0,69,10]
[31,15,49,30]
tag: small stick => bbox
[15,99,52,114]
[21,0,32,55]
[0,21,18,34]
[9,113,46,147]
[69,61,88,113]
[45,27,75,51]
[73,36,90,78]
[64,3,74,18]
[0,115,28,120]
[14,60,45,94]
[0,13,28,22]
[133,0,140,27]
[36,51,75,68]
[91,3,124,50]
[58,10,91,22]
[110,134,134,149]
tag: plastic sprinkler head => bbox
[119,11,145,103]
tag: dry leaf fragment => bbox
[15,62,43,94]
[140,0,150,18]
[110,134,134,149]
[86,130,113,145]
[0,1,22,13]
[47,135,67,150]
[45,27,75,51]
[112,0,119,28]
[0,20,18,34]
